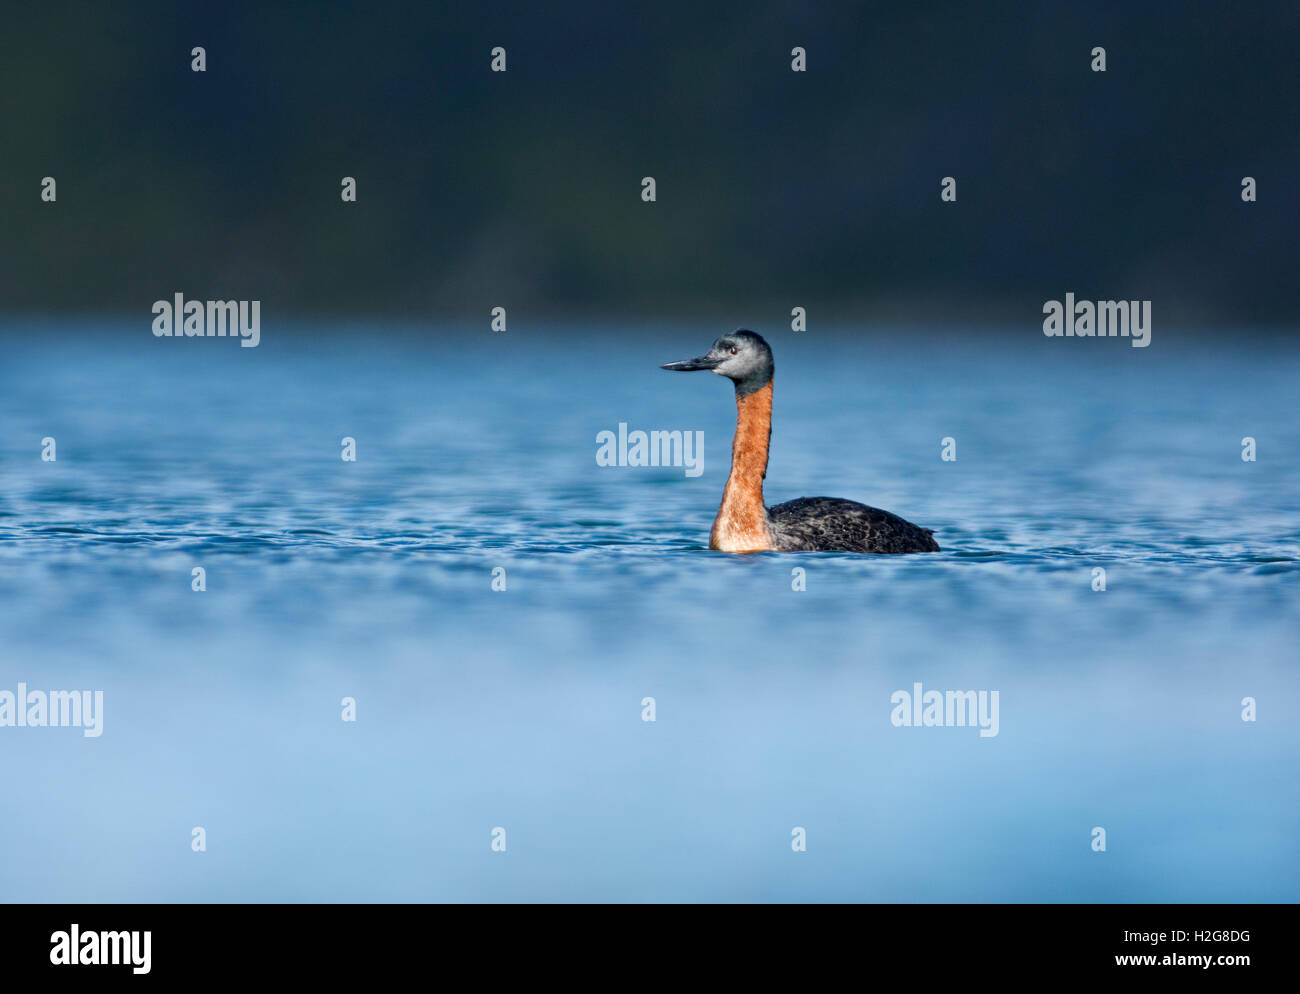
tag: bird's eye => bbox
[729,347,738,355]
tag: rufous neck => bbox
[729,380,772,492]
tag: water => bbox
[1,320,1297,902]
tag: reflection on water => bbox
[1,322,1297,901]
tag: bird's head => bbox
[661,329,774,397]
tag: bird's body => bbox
[662,330,939,554]
[768,497,940,554]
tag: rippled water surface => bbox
[1,322,1297,901]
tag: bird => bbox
[661,330,940,554]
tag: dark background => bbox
[2,0,1296,325]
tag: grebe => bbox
[661,330,940,554]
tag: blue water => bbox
[1,320,1297,902]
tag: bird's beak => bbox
[661,353,722,371]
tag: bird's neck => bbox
[710,379,774,553]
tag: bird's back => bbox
[767,497,940,553]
